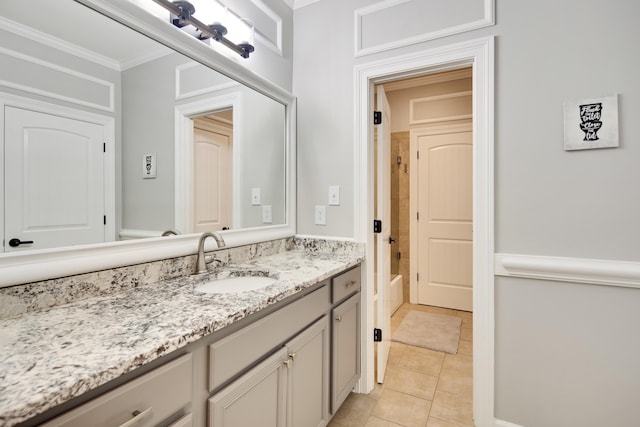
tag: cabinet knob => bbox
[335,315,343,322]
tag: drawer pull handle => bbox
[119,407,153,427]
[289,352,297,361]
[335,315,342,322]
[344,280,358,289]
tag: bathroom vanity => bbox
[0,242,362,427]
[0,2,365,425]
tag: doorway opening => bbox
[379,66,472,312]
[192,109,234,233]
[174,92,240,235]
[355,37,494,426]
[373,66,472,377]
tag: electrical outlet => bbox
[251,188,261,205]
[328,185,340,205]
[262,205,272,223]
[315,205,326,225]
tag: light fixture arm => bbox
[150,0,255,58]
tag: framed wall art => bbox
[563,94,619,151]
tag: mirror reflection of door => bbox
[192,111,233,232]
[3,105,108,252]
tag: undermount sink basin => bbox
[195,275,278,294]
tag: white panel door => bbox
[375,85,392,383]
[416,127,473,311]
[4,106,105,252]
[193,124,232,232]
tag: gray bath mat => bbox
[392,310,462,354]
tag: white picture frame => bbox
[563,94,619,151]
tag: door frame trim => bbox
[353,36,495,426]
[174,92,242,233]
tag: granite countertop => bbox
[0,248,362,426]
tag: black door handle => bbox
[9,238,34,247]
[388,236,396,244]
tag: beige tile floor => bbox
[328,303,473,427]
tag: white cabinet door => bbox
[209,347,288,427]
[4,106,105,252]
[287,316,330,427]
[209,316,330,427]
[331,293,361,413]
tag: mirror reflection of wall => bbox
[0,0,287,253]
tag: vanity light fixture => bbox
[151,0,255,58]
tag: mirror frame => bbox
[0,0,296,287]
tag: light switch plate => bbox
[251,188,261,205]
[143,153,156,179]
[315,205,326,225]
[328,185,340,205]
[262,205,272,223]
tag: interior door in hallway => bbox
[193,116,232,232]
[414,124,472,311]
[3,106,106,252]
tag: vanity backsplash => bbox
[0,236,362,320]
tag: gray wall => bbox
[293,0,640,425]
[232,0,294,92]
[122,52,286,231]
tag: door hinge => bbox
[103,142,106,153]
[373,219,382,233]
[416,212,419,221]
[373,328,382,342]
[417,151,420,159]
[373,111,382,125]
[417,273,419,282]
[103,215,107,225]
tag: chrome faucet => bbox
[193,231,226,275]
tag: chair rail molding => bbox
[495,253,640,289]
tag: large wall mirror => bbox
[0,0,295,286]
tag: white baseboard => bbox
[495,253,640,289]
[495,419,524,427]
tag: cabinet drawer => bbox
[42,354,192,427]
[208,284,329,391]
[331,265,361,304]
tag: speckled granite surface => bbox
[0,238,290,320]
[0,238,363,426]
